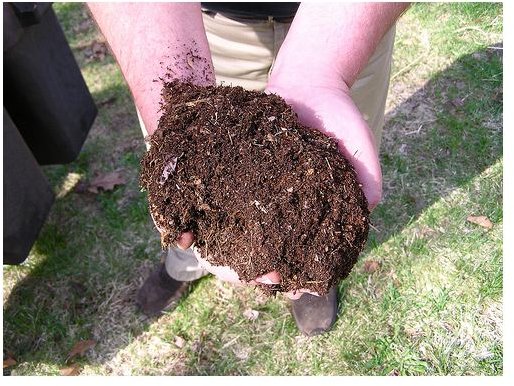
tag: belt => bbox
[202,9,296,24]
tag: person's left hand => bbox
[263,75,383,300]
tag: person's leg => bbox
[204,12,338,336]
[202,12,291,91]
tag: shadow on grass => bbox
[369,42,502,247]
[3,44,502,375]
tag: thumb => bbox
[177,231,195,250]
[254,271,281,285]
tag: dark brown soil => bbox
[140,80,369,295]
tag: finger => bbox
[284,288,321,300]
[254,271,281,285]
[192,247,242,284]
[284,290,303,300]
[176,231,194,250]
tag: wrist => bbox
[89,3,215,136]
[270,2,409,91]
[268,54,350,95]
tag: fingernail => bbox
[255,277,279,285]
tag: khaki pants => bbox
[139,11,396,281]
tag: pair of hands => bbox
[89,3,402,296]
[156,81,382,299]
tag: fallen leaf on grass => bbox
[73,19,92,34]
[466,215,493,229]
[363,260,380,274]
[86,172,126,194]
[66,340,96,363]
[174,336,185,349]
[3,355,16,369]
[60,364,81,376]
[84,40,108,62]
[243,309,260,321]
[91,41,108,61]
[474,349,494,361]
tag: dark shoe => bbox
[136,263,191,316]
[290,286,338,337]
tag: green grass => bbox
[3,3,502,376]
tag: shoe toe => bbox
[290,286,338,336]
[136,263,190,316]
